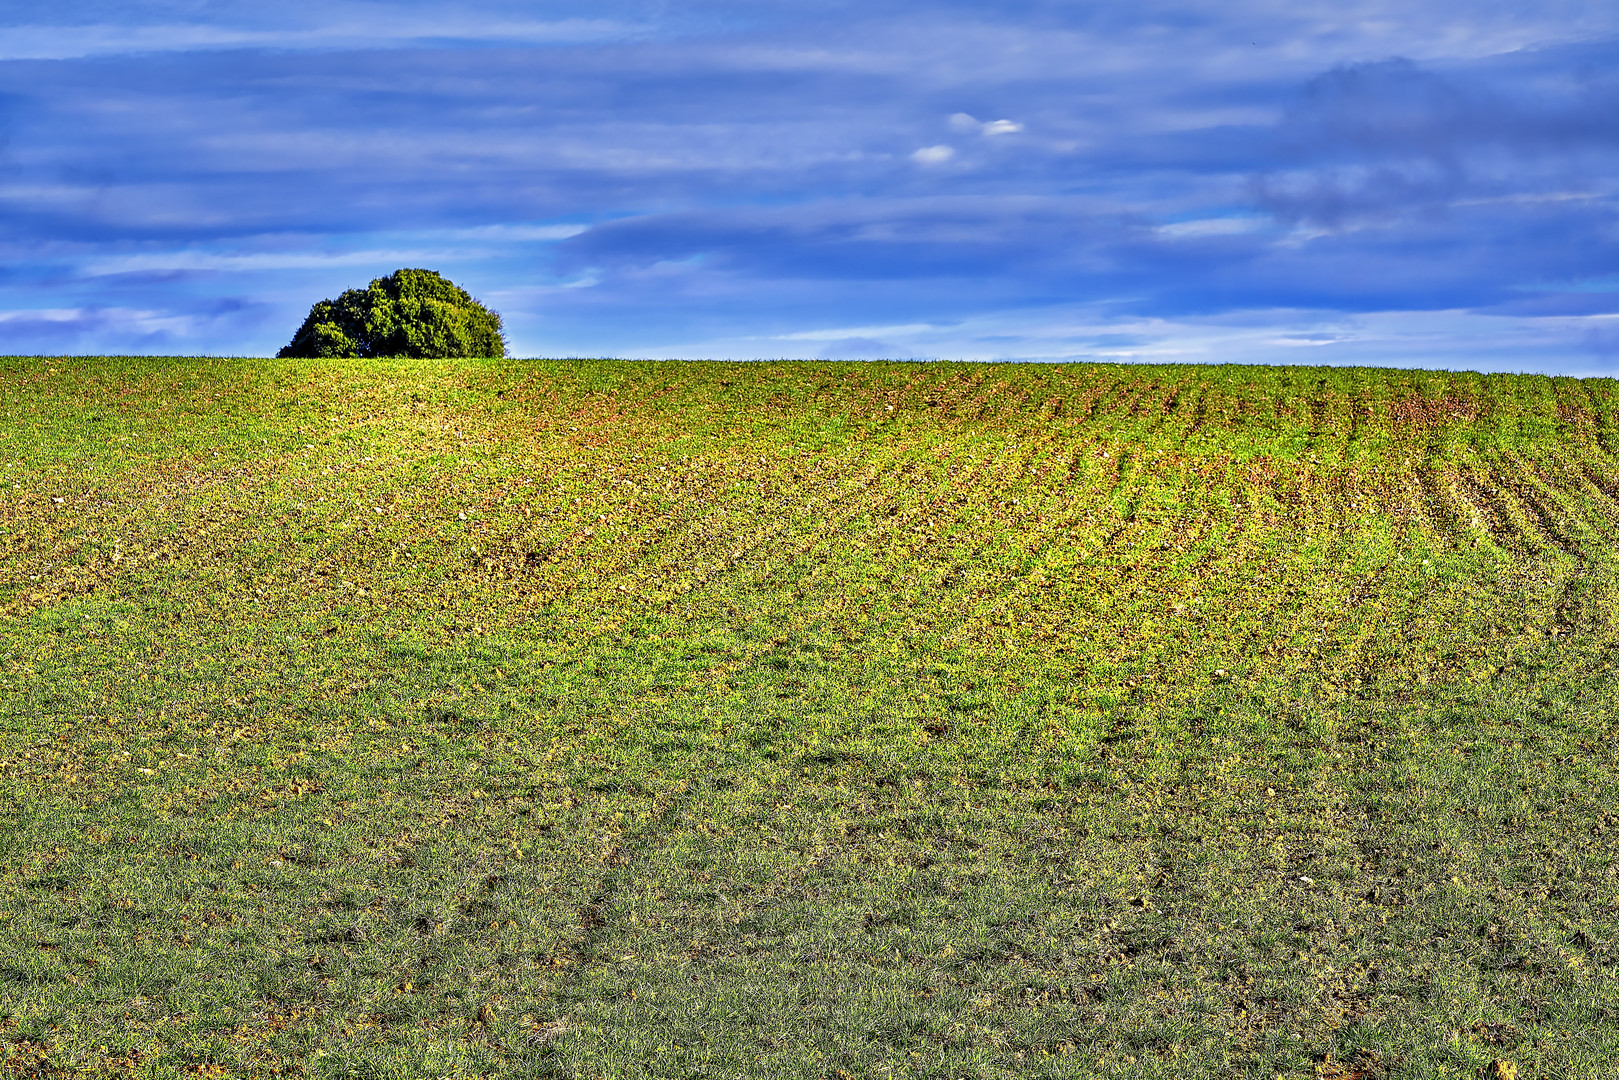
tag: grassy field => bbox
[2,355,1617,1079]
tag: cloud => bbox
[773,322,940,341]
[82,249,452,276]
[579,305,1619,376]
[947,112,1023,135]
[1584,319,1619,359]
[1156,216,1267,239]
[0,308,87,325]
[78,224,589,276]
[0,14,641,60]
[1251,54,1619,228]
[815,336,899,358]
[0,4,1616,366]
[0,304,250,351]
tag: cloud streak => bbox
[0,19,637,60]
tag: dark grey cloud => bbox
[1251,53,1619,229]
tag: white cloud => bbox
[1263,334,1349,346]
[78,224,588,276]
[83,249,450,276]
[912,145,955,165]
[0,306,203,337]
[0,16,636,60]
[521,305,1619,375]
[771,322,939,341]
[1155,216,1266,239]
[947,114,1022,136]
[816,336,899,358]
[0,308,87,324]
[430,224,590,243]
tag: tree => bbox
[277,269,507,359]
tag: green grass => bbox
[2,355,1617,1079]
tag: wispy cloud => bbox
[950,113,1023,135]
[770,323,941,342]
[1251,56,1619,229]
[79,225,589,276]
[1155,216,1269,239]
[0,305,250,351]
[0,14,641,60]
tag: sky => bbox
[1,1,1617,372]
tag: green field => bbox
[3,356,1618,1079]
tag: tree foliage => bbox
[277,269,507,359]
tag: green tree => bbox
[278,269,507,359]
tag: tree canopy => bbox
[277,269,506,359]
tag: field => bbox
[2,355,1618,1079]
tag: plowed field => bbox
[3,356,1618,1078]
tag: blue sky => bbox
[2,1,1617,371]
